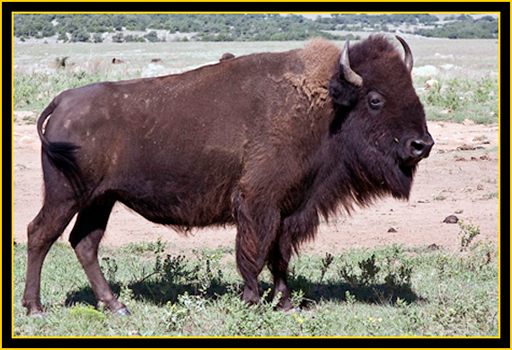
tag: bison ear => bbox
[328,37,361,107]
[328,67,359,107]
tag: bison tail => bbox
[37,99,86,199]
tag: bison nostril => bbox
[411,140,425,155]
[409,138,434,159]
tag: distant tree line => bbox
[319,13,439,26]
[414,15,498,39]
[13,13,498,42]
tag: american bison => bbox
[22,35,433,316]
[220,53,235,62]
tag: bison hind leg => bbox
[22,200,78,316]
[69,197,129,315]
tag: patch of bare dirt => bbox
[12,119,500,255]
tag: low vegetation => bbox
[13,67,499,125]
[14,69,130,112]
[416,76,499,124]
[12,237,499,337]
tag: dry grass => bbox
[14,37,498,78]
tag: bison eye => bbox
[367,91,385,110]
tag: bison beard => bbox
[22,35,433,316]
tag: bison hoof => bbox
[22,300,47,317]
[277,302,295,312]
[28,310,48,318]
[115,307,132,316]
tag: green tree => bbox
[112,32,124,43]
[70,29,90,42]
[92,33,103,43]
[144,31,160,42]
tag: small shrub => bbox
[68,304,105,321]
[54,56,69,69]
[336,245,416,309]
[319,252,334,284]
[101,256,118,282]
[457,219,481,251]
[162,301,190,332]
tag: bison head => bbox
[328,34,434,201]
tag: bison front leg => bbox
[235,228,264,306]
[233,191,280,307]
[69,199,130,315]
[273,207,321,311]
[267,236,294,311]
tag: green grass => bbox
[417,76,499,124]
[12,239,500,337]
[14,70,133,111]
[13,69,499,125]
[13,40,499,125]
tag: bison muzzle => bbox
[22,34,433,316]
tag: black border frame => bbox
[3,2,510,348]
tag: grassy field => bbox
[13,38,499,124]
[11,38,501,338]
[13,235,499,337]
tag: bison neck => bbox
[282,121,416,252]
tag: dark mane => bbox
[285,35,420,252]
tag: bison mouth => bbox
[385,162,417,200]
[390,133,434,199]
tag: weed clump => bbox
[419,77,498,124]
[457,219,481,251]
[339,245,413,296]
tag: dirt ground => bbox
[12,116,500,255]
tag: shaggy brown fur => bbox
[23,35,433,316]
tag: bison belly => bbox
[113,146,243,228]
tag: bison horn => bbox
[340,37,363,87]
[395,35,413,73]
